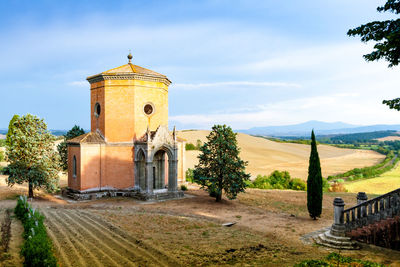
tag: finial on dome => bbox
[127,51,133,63]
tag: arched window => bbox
[73,155,77,178]
[94,102,101,117]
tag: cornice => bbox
[87,73,172,86]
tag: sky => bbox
[0,0,399,130]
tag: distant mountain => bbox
[239,121,400,136]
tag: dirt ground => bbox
[179,131,385,179]
[0,175,399,266]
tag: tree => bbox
[347,0,400,110]
[6,114,60,198]
[57,125,85,170]
[307,130,323,220]
[193,125,250,202]
[5,114,19,148]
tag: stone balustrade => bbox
[343,189,400,232]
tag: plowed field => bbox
[42,208,178,267]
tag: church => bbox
[65,53,186,200]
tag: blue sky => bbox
[1,0,399,130]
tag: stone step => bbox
[314,231,359,250]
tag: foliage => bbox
[348,0,400,111]
[327,130,398,144]
[0,139,5,147]
[307,130,323,220]
[57,125,85,171]
[180,184,188,191]
[5,114,20,148]
[6,114,61,198]
[185,143,197,150]
[0,150,4,162]
[250,171,307,191]
[185,140,202,151]
[185,168,194,183]
[15,196,57,267]
[327,151,399,181]
[193,125,250,202]
[328,182,348,193]
[296,252,385,267]
[347,0,400,68]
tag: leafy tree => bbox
[6,114,60,198]
[307,130,323,220]
[57,125,85,170]
[347,0,400,110]
[193,125,250,202]
[5,114,20,148]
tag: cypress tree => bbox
[307,130,323,219]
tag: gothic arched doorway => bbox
[153,150,168,190]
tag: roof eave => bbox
[86,73,171,86]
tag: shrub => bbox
[251,171,307,191]
[0,150,4,162]
[185,168,194,183]
[180,184,188,191]
[289,178,307,191]
[329,182,347,192]
[14,196,57,267]
[185,143,197,150]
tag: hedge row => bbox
[327,151,399,182]
[15,196,57,267]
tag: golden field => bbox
[178,130,385,180]
[345,164,400,195]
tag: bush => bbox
[251,171,307,191]
[185,168,194,183]
[180,184,188,191]
[15,196,57,267]
[296,252,385,266]
[329,182,347,192]
[289,178,307,191]
[0,150,4,162]
[185,143,197,150]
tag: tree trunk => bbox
[28,182,33,198]
[216,192,222,202]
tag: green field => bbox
[345,164,400,195]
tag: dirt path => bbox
[42,208,179,267]
[0,208,23,267]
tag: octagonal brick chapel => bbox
[65,54,186,200]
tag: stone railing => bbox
[342,189,400,232]
[315,188,400,250]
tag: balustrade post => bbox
[330,197,346,237]
[357,192,368,226]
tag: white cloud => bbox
[170,93,400,130]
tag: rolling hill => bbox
[178,130,385,180]
[239,120,400,136]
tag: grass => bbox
[345,164,400,194]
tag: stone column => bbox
[134,160,140,189]
[168,159,178,192]
[330,197,346,237]
[146,162,153,194]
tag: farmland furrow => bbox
[45,210,112,266]
[43,210,89,267]
[67,210,157,266]
[56,210,135,267]
[45,220,72,267]
[79,210,179,266]
[76,210,176,266]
